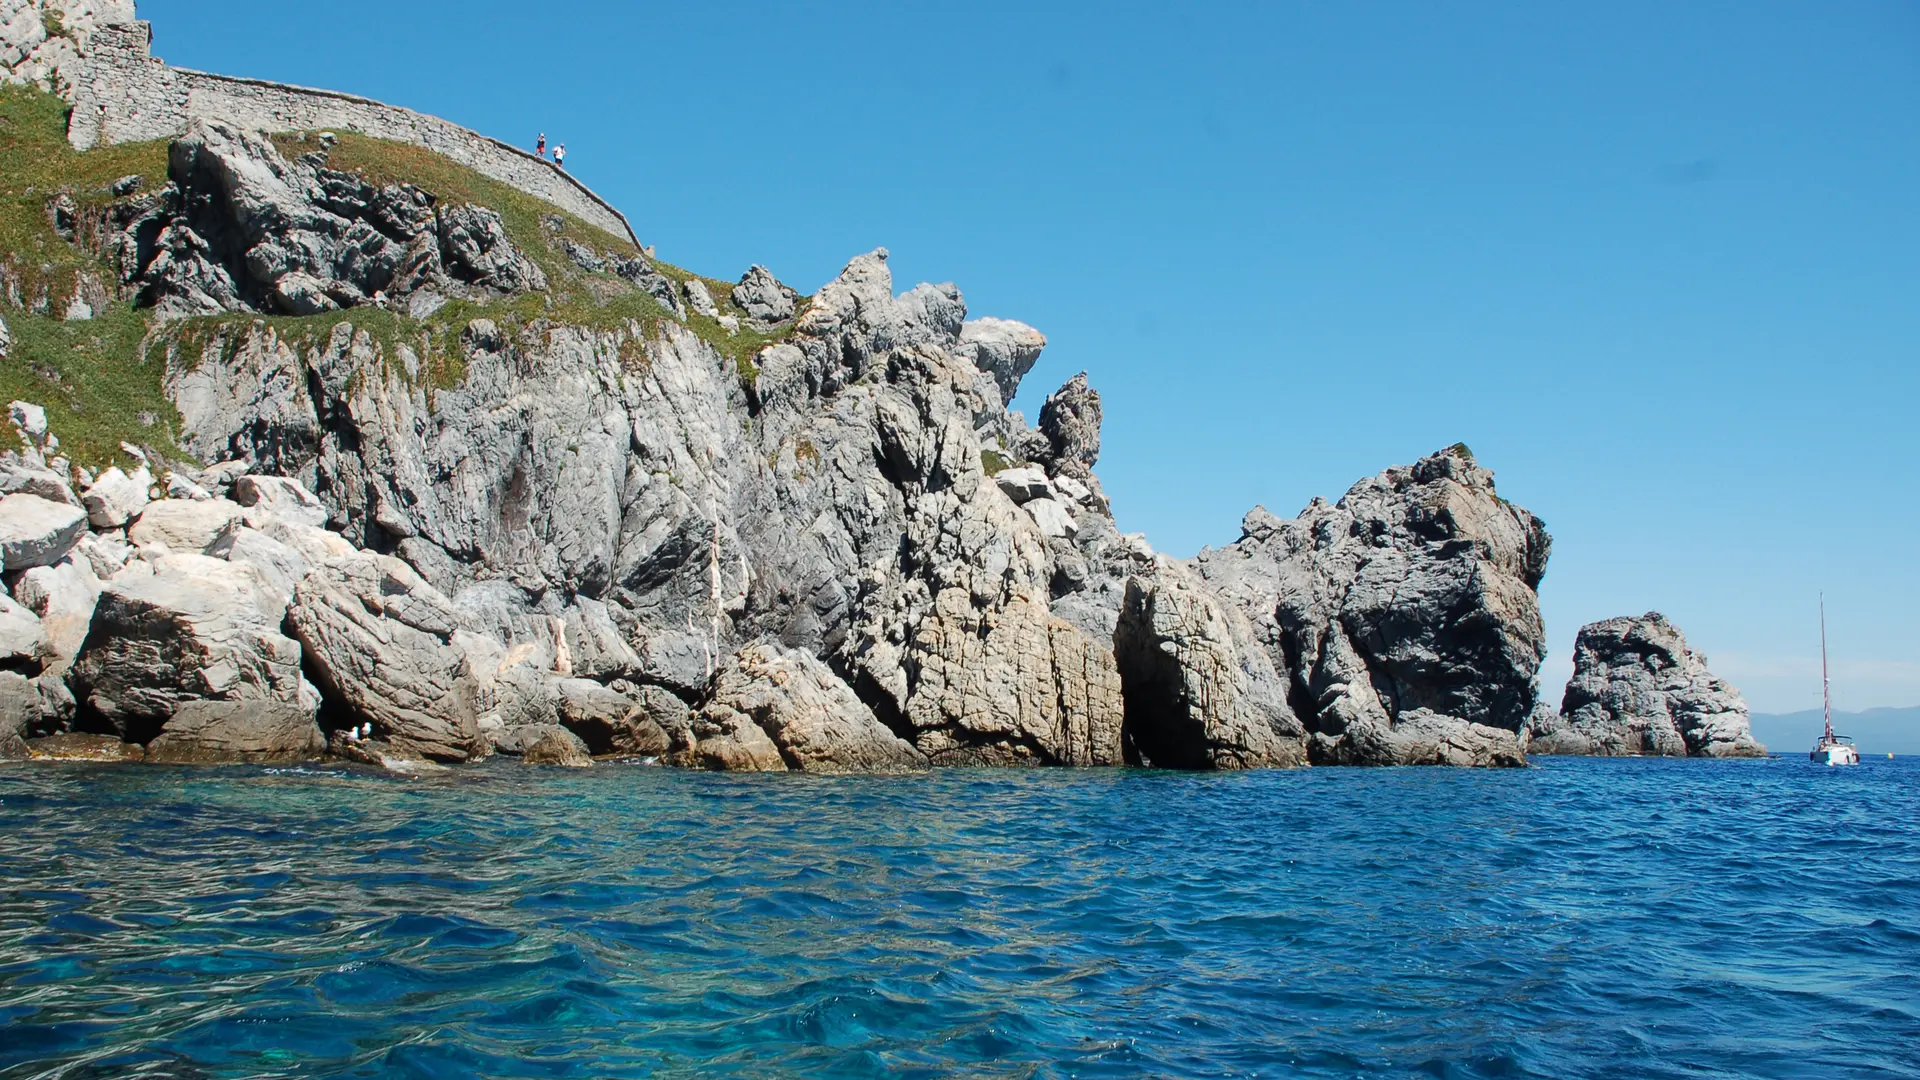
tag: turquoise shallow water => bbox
[1,757,1916,1079]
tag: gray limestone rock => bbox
[10,553,98,675]
[731,264,797,324]
[0,452,79,506]
[0,592,46,672]
[287,553,484,762]
[124,119,546,318]
[1114,558,1306,769]
[697,643,927,774]
[1036,373,1101,478]
[1192,446,1549,767]
[1532,613,1764,758]
[955,317,1047,409]
[233,473,328,528]
[128,498,245,553]
[68,553,317,744]
[517,723,593,768]
[0,492,87,570]
[81,464,151,528]
[549,676,665,757]
[0,314,9,357]
[683,278,720,318]
[205,521,312,606]
[145,699,328,764]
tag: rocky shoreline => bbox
[0,4,1766,773]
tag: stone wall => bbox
[61,19,639,247]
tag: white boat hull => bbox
[1811,743,1859,766]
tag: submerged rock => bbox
[1529,613,1764,758]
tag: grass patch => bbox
[0,86,168,309]
[0,304,176,465]
[981,448,1013,476]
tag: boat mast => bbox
[1821,593,1834,743]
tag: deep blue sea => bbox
[2,756,1916,1079]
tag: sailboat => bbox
[1810,595,1860,766]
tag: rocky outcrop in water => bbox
[1192,447,1549,766]
[1526,613,1764,758]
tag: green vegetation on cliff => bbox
[0,86,806,466]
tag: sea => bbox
[1,756,1915,1079]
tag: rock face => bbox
[1114,559,1306,769]
[1529,613,1764,758]
[116,119,546,317]
[1192,447,1550,767]
[286,553,483,762]
[686,644,927,774]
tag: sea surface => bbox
[1,756,1916,1079]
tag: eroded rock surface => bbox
[117,119,546,317]
[1528,613,1764,758]
[287,553,483,762]
[693,643,926,774]
[145,699,327,763]
[1193,447,1550,767]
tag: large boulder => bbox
[81,465,152,529]
[128,498,246,553]
[690,643,927,774]
[0,452,80,506]
[1114,560,1306,769]
[68,553,317,744]
[287,553,484,762]
[1035,373,1102,478]
[1530,613,1765,758]
[232,474,328,528]
[10,554,99,675]
[730,264,797,324]
[0,493,88,570]
[145,700,328,764]
[1192,446,1549,767]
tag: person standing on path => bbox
[553,144,566,170]
[536,132,546,158]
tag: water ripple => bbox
[2,757,1917,1078]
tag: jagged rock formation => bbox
[682,644,926,774]
[1192,448,1549,766]
[0,22,1577,772]
[1527,613,1764,758]
[1114,557,1306,768]
[117,119,545,317]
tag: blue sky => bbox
[141,0,1919,715]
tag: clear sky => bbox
[140,0,1919,714]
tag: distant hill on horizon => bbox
[1749,707,1920,756]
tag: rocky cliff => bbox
[0,20,1565,771]
[1526,613,1764,758]
[1190,448,1549,766]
